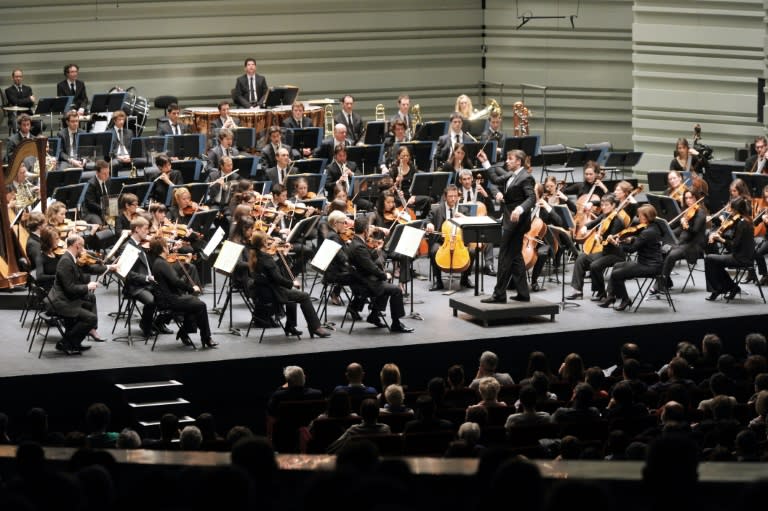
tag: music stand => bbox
[287,127,322,152]
[291,158,325,174]
[449,216,501,296]
[230,156,258,178]
[413,121,447,142]
[187,208,219,237]
[733,172,768,198]
[263,86,300,108]
[46,169,83,197]
[345,144,384,175]
[646,193,681,222]
[165,134,204,159]
[167,182,208,207]
[390,222,427,319]
[34,96,72,136]
[77,132,113,162]
[286,214,321,289]
[398,141,436,171]
[90,93,126,114]
[285,173,324,197]
[410,171,452,202]
[504,135,540,158]
[363,121,387,145]
[351,174,389,204]
[656,218,679,246]
[231,127,256,150]
[253,181,271,195]
[551,205,580,310]
[108,177,142,193]
[131,136,166,160]
[171,159,202,183]
[52,183,87,214]
[461,141,498,165]
[309,239,343,327]
[463,118,488,138]
[118,182,151,206]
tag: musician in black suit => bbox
[121,216,163,338]
[425,185,472,291]
[334,95,364,145]
[109,110,134,174]
[249,230,331,338]
[744,135,767,174]
[324,145,358,196]
[282,101,314,129]
[149,154,182,205]
[156,103,188,137]
[47,235,115,353]
[5,69,42,135]
[260,126,299,169]
[210,101,240,132]
[346,216,413,333]
[266,147,294,187]
[5,114,34,163]
[233,58,268,109]
[389,94,412,134]
[205,128,239,175]
[481,149,536,303]
[82,160,110,225]
[57,110,85,169]
[312,124,353,162]
[481,110,506,161]
[56,64,89,112]
[24,212,45,272]
[435,112,473,168]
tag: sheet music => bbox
[203,226,226,258]
[310,239,342,272]
[394,225,425,258]
[449,215,499,226]
[116,243,140,278]
[104,229,131,262]
[213,240,245,274]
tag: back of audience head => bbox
[226,425,254,448]
[379,362,401,391]
[230,435,278,482]
[85,403,111,434]
[359,398,380,422]
[283,365,306,387]
[116,428,141,449]
[745,332,767,356]
[447,364,465,388]
[180,425,203,450]
[326,390,353,417]
[518,384,538,410]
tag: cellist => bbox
[528,182,566,292]
[425,185,471,291]
[566,193,626,301]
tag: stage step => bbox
[115,379,193,428]
[138,415,195,429]
[115,379,184,402]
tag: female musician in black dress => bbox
[35,226,63,291]
[440,143,471,176]
[150,154,182,205]
[147,237,217,349]
[115,193,140,233]
[370,190,409,294]
[704,197,755,301]
[389,146,429,219]
[248,230,331,338]
[601,204,664,311]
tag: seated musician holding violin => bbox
[704,197,755,301]
[370,190,413,295]
[47,234,118,354]
[666,170,688,207]
[752,184,768,286]
[170,186,209,225]
[146,237,218,349]
[324,210,366,309]
[652,189,707,294]
[46,200,97,243]
[248,230,331,338]
[601,204,664,311]
[457,169,498,276]
[115,193,141,233]
[346,216,413,333]
[425,185,472,291]
[35,226,64,292]
[268,183,316,277]
[148,202,202,288]
[567,193,626,301]
[149,154,182,205]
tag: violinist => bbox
[147,237,218,348]
[169,186,208,225]
[324,210,363,308]
[704,197,755,301]
[568,161,607,235]
[752,184,768,285]
[346,216,413,333]
[457,169,497,276]
[425,185,471,291]
[270,183,314,277]
[45,201,68,233]
[150,202,200,285]
[708,178,752,230]
[248,230,331,338]
[613,180,639,221]
[47,234,117,354]
[666,170,688,206]
[149,154,182,205]
[653,189,707,294]
[542,175,575,211]
[317,185,353,244]
[529,183,566,292]
[371,190,410,294]
[205,128,239,177]
[381,119,409,168]
[35,226,63,292]
[121,217,162,338]
[115,193,140,233]
[601,204,664,311]
[291,177,318,206]
[567,193,626,301]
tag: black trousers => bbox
[166,294,210,340]
[63,295,98,347]
[755,237,768,275]
[493,227,527,299]
[609,261,662,301]
[132,288,156,331]
[284,288,321,331]
[370,283,405,321]
[571,252,624,295]
[704,254,742,293]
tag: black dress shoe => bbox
[510,294,530,302]
[347,309,362,321]
[590,293,606,302]
[155,323,174,335]
[391,321,414,333]
[726,286,741,300]
[202,338,219,348]
[760,275,768,286]
[530,282,541,292]
[481,295,506,304]
[565,292,583,300]
[598,297,616,308]
[176,332,193,346]
[87,333,107,342]
[366,314,387,328]
[460,279,473,289]
[483,267,497,276]
[429,282,445,292]
[56,341,79,355]
[76,344,92,352]
[284,326,303,337]
[310,328,331,338]
[705,292,721,301]
[614,299,632,311]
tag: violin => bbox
[264,237,291,255]
[166,252,195,264]
[604,222,647,245]
[754,206,768,238]
[340,227,355,242]
[181,202,208,216]
[714,213,741,238]
[160,222,189,239]
[77,249,103,266]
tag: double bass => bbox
[0,138,47,289]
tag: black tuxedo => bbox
[47,252,97,347]
[436,132,473,165]
[5,131,34,162]
[5,84,35,109]
[82,176,110,224]
[744,154,767,174]
[149,169,182,205]
[206,169,238,209]
[492,167,536,300]
[312,137,353,162]
[206,144,239,174]
[260,143,298,170]
[323,160,358,196]
[253,250,320,330]
[210,116,240,131]
[334,111,364,144]
[234,73,268,108]
[56,79,89,111]
[151,255,210,341]
[122,237,157,334]
[110,127,134,170]
[156,119,189,137]
[266,165,293,186]
[57,128,84,165]
[282,116,313,130]
[346,235,405,320]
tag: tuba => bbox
[469,99,501,121]
[375,104,385,122]
[324,104,334,138]
[512,101,531,136]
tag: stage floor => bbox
[2,256,765,380]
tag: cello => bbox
[435,218,471,274]
[523,204,547,270]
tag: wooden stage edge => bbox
[449,295,559,326]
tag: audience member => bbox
[469,351,515,389]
